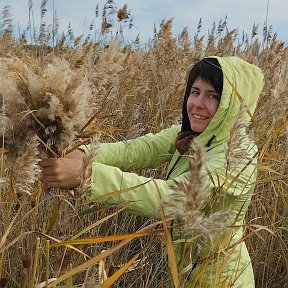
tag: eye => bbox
[208,93,220,100]
[190,89,199,96]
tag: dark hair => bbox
[181,58,223,132]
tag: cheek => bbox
[209,101,219,116]
[186,97,192,111]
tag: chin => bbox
[193,128,204,133]
[190,124,204,133]
[190,121,208,133]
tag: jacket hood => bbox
[184,56,264,147]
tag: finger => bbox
[42,175,62,184]
[64,149,83,160]
[44,181,64,189]
[39,158,58,167]
[43,175,75,188]
[41,166,60,177]
[68,189,75,197]
[40,173,58,183]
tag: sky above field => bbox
[1,0,287,44]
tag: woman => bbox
[40,56,264,287]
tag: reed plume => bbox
[167,139,230,238]
[78,137,100,195]
[10,136,40,195]
[225,103,252,171]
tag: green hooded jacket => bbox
[85,56,264,287]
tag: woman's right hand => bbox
[39,149,84,190]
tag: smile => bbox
[192,114,208,120]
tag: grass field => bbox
[0,1,287,287]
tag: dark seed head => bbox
[22,254,31,269]
[14,202,20,211]
[30,199,36,208]
[0,278,9,288]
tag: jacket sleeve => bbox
[87,134,257,221]
[87,161,189,218]
[86,149,256,219]
[82,125,180,171]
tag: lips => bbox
[192,114,209,120]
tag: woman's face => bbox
[186,76,220,133]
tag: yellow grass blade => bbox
[35,232,89,258]
[64,138,90,155]
[274,119,288,134]
[65,126,126,155]
[15,109,37,125]
[51,231,152,247]
[93,179,152,202]
[45,199,61,234]
[161,214,179,288]
[48,235,140,286]
[48,222,163,286]
[78,204,118,217]
[224,74,254,121]
[80,127,129,138]
[72,207,126,239]
[223,152,258,191]
[154,180,179,288]
[32,237,41,287]
[36,135,59,158]
[0,231,33,253]
[98,253,108,285]
[101,249,144,288]
[80,126,123,142]
[45,240,50,285]
[0,208,21,251]
[258,130,275,160]
[80,87,113,132]
[254,174,288,184]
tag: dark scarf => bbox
[175,130,200,154]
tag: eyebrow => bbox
[191,86,217,93]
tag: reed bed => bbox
[0,1,287,287]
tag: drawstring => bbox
[206,135,216,149]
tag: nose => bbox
[193,93,205,108]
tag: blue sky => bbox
[1,0,287,44]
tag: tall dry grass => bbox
[0,2,287,287]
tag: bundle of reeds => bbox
[0,54,93,193]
